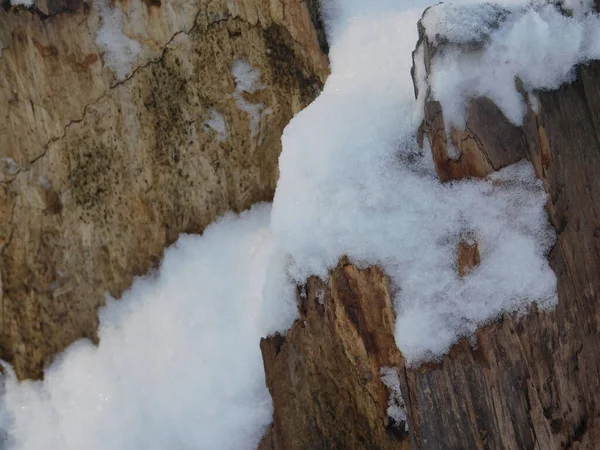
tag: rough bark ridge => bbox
[413,22,600,448]
[260,259,409,450]
[0,0,329,379]
[260,12,600,450]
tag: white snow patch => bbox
[0,204,297,450]
[446,141,462,160]
[528,92,541,114]
[204,109,229,143]
[232,59,267,137]
[426,3,600,129]
[9,0,34,7]
[95,0,142,80]
[421,2,511,46]
[380,367,408,430]
[232,59,264,93]
[272,3,558,365]
[321,0,424,42]
[316,287,326,305]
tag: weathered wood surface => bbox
[259,260,410,450]
[0,0,329,379]
[415,54,600,450]
[260,17,600,450]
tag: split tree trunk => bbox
[259,17,600,450]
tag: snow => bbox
[203,109,229,143]
[232,59,267,137]
[95,0,142,80]
[0,205,296,450]
[316,287,325,305]
[8,0,34,7]
[232,59,263,93]
[3,0,598,446]
[380,367,408,430]
[271,0,562,364]
[424,3,600,129]
[421,2,511,46]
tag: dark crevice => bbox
[306,0,329,56]
[565,415,589,449]
[263,22,324,106]
[0,199,17,258]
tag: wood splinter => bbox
[458,236,480,278]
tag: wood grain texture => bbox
[261,12,600,449]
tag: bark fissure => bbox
[2,6,245,185]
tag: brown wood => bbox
[260,13,600,449]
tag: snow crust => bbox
[0,205,296,450]
[95,0,142,80]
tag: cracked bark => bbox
[405,40,600,450]
[5,5,206,179]
[260,261,410,450]
[0,0,329,379]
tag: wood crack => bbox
[3,4,211,182]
